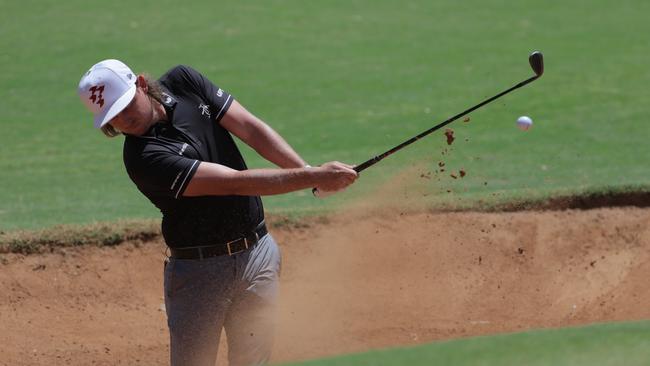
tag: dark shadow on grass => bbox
[491,190,650,212]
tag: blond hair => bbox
[100,74,164,138]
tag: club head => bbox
[529,51,544,77]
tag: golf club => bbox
[313,51,544,197]
[354,51,544,173]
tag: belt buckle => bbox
[226,236,249,256]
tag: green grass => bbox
[1,0,650,229]
[0,213,321,255]
[278,321,650,366]
[0,219,160,255]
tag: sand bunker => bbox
[1,207,649,365]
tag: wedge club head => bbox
[529,51,544,77]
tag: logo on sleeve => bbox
[198,103,211,117]
[178,143,188,156]
[216,88,224,97]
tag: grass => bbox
[277,321,650,366]
[0,219,160,255]
[1,5,648,365]
[1,1,649,230]
[0,213,330,255]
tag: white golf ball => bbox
[516,116,533,131]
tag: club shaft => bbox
[354,75,539,173]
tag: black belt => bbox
[169,222,268,260]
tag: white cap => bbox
[78,59,137,128]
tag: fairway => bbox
[1,0,650,229]
[1,1,649,365]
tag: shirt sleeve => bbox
[168,65,233,123]
[125,146,200,199]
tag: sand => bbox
[1,207,649,365]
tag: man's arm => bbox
[219,100,308,168]
[183,161,357,197]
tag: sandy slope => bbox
[1,207,649,365]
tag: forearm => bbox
[184,163,317,197]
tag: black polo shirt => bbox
[123,65,264,248]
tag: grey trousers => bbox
[164,234,282,366]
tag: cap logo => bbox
[89,85,105,108]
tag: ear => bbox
[136,75,148,93]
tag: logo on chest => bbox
[198,103,211,117]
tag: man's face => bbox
[108,84,153,136]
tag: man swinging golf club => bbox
[78,59,358,366]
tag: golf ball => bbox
[516,116,533,131]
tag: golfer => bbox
[78,59,357,366]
